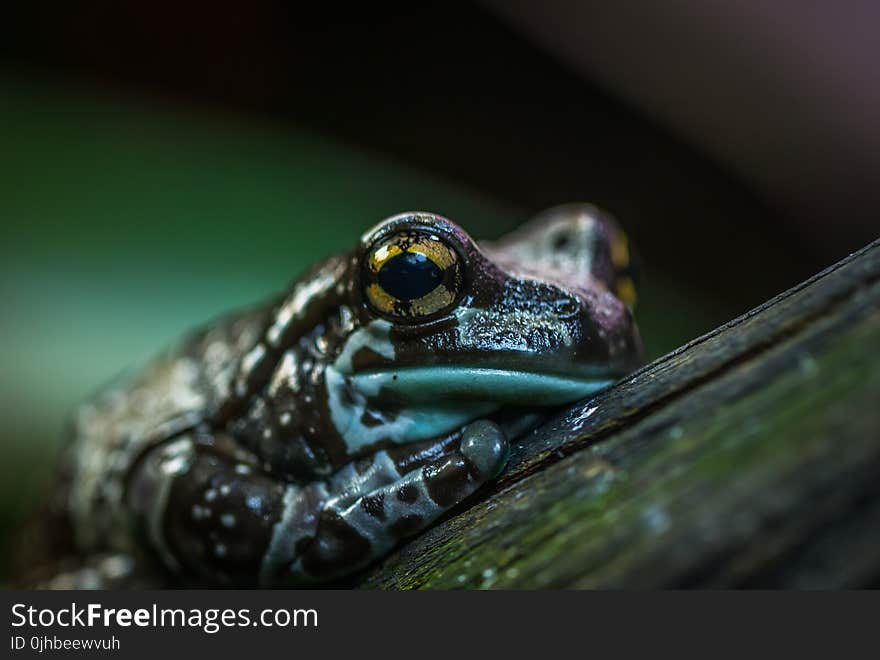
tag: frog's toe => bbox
[460,420,509,479]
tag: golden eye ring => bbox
[362,230,464,322]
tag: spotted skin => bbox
[15,205,643,588]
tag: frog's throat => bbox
[325,365,614,455]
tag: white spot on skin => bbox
[669,426,684,440]
[279,412,292,426]
[158,438,194,477]
[220,514,236,528]
[235,464,252,475]
[214,543,227,558]
[220,484,231,496]
[268,351,301,397]
[266,261,346,348]
[236,344,267,396]
[337,305,355,334]
[332,319,395,375]
[191,505,211,521]
[204,340,227,364]
[204,488,217,502]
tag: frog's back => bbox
[13,304,270,586]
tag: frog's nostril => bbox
[553,298,578,317]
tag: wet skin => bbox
[25,205,644,587]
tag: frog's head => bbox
[325,209,644,453]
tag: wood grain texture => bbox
[357,239,880,589]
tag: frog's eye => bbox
[363,230,464,321]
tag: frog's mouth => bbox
[348,365,614,406]
[325,364,617,454]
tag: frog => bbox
[16,204,644,588]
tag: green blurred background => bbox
[2,3,871,576]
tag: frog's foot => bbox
[288,420,508,584]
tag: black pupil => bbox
[378,251,443,301]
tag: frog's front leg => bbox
[127,420,507,586]
[284,419,508,584]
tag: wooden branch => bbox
[357,240,880,589]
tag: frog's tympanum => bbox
[24,205,644,588]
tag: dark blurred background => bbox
[1,2,877,573]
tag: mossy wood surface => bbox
[358,240,880,589]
